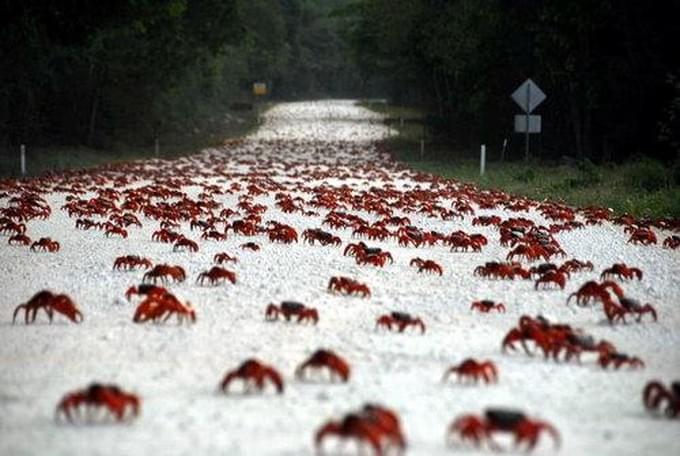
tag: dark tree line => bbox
[0,0,360,150]
[343,0,680,162]
[2,0,678,163]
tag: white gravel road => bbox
[1,100,679,456]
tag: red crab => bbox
[501,315,573,358]
[113,255,153,271]
[528,263,559,278]
[627,228,657,245]
[327,276,371,297]
[355,249,393,267]
[201,230,227,241]
[409,257,443,275]
[125,284,167,301]
[30,237,60,252]
[470,300,506,313]
[472,215,501,226]
[152,229,181,243]
[214,252,238,264]
[105,226,128,238]
[602,297,657,323]
[474,262,530,280]
[561,258,594,273]
[534,270,567,290]
[376,312,426,334]
[267,223,298,244]
[506,244,546,263]
[240,242,260,251]
[0,221,26,235]
[219,359,284,394]
[296,349,350,383]
[8,234,31,245]
[74,218,99,230]
[265,301,318,324]
[174,237,199,252]
[142,264,186,284]
[12,291,83,324]
[302,228,341,246]
[442,359,498,384]
[196,266,236,286]
[643,380,680,418]
[598,350,644,369]
[56,383,140,423]
[315,404,406,456]
[567,280,624,306]
[600,263,642,281]
[448,408,560,452]
[132,292,195,324]
[662,235,680,249]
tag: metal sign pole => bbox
[525,83,530,162]
[512,78,546,163]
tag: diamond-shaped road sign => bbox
[511,78,546,113]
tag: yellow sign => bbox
[253,82,267,96]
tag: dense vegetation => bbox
[344,0,680,164]
[2,0,678,178]
[0,0,360,153]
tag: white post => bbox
[501,138,508,161]
[480,144,486,176]
[20,144,26,176]
[420,139,425,158]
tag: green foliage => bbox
[345,0,680,161]
[513,168,535,184]
[623,159,668,192]
[671,160,680,186]
[0,0,361,152]
[574,159,602,186]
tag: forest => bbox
[1,0,679,165]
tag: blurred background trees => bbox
[1,0,678,163]
[0,0,361,150]
[343,0,680,162]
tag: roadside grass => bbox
[0,108,262,178]
[362,101,680,218]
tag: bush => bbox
[513,168,536,183]
[576,159,602,185]
[671,159,680,186]
[620,188,680,218]
[623,159,668,192]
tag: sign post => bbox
[511,78,546,161]
[253,82,268,124]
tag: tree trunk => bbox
[569,88,583,158]
[87,89,99,147]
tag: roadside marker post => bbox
[20,144,26,176]
[480,144,486,176]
